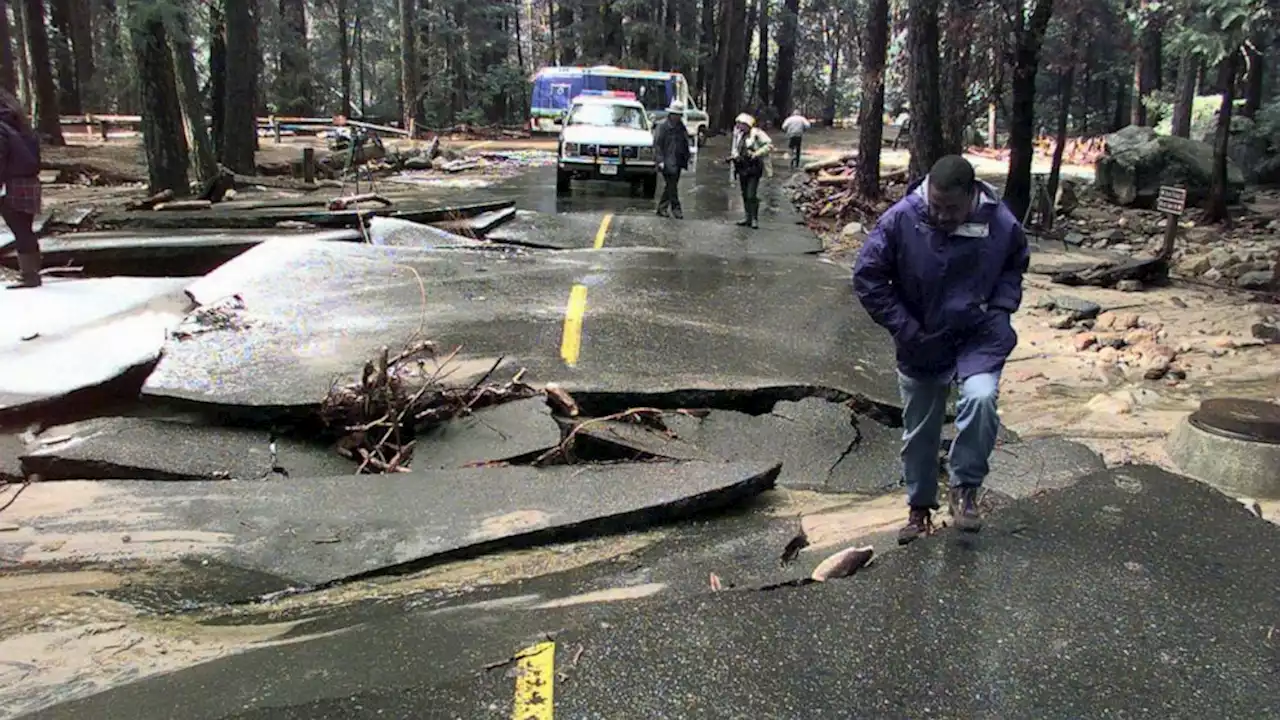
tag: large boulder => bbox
[1093,125,1246,208]
[1200,115,1280,185]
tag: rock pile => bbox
[1036,296,1185,381]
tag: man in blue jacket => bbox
[853,155,1029,544]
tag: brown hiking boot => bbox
[949,486,983,533]
[897,507,934,545]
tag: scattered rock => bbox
[1096,346,1120,364]
[1116,279,1144,292]
[1203,268,1224,283]
[1073,333,1098,351]
[1252,323,1280,344]
[1087,391,1136,415]
[1177,254,1211,276]
[1045,295,1102,321]
[1236,270,1276,291]
[840,221,864,239]
[1095,311,1140,332]
[1049,315,1076,330]
[1097,335,1127,350]
[1207,248,1236,270]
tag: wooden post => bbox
[100,119,109,142]
[272,116,281,144]
[1157,185,1187,260]
[407,118,416,139]
[302,147,315,184]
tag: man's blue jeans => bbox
[898,370,1002,509]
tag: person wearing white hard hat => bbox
[653,100,692,219]
[728,113,773,229]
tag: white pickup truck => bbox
[555,92,658,198]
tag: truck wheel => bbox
[642,175,658,198]
[556,169,571,194]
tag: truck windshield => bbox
[567,104,649,130]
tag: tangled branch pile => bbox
[171,294,254,341]
[790,156,909,230]
[321,340,537,473]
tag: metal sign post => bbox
[1157,185,1187,259]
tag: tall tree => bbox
[755,0,769,108]
[941,0,976,154]
[21,0,64,144]
[906,0,945,178]
[0,0,16,93]
[128,0,189,195]
[209,1,227,155]
[68,0,93,109]
[221,0,258,172]
[1000,0,1055,222]
[772,0,799,120]
[170,12,218,183]
[1131,0,1163,126]
[1046,8,1085,220]
[1207,50,1239,222]
[277,0,313,115]
[1170,52,1199,137]
[49,0,78,113]
[398,0,418,127]
[337,0,352,114]
[856,0,890,199]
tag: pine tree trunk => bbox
[209,2,226,157]
[398,0,417,128]
[855,0,889,199]
[170,13,217,183]
[771,0,799,119]
[906,0,944,179]
[69,0,94,108]
[277,0,312,116]
[941,0,974,155]
[13,0,32,106]
[823,31,839,126]
[698,0,714,104]
[130,5,190,195]
[0,0,17,93]
[1002,0,1054,221]
[1045,65,1076,222]
[21,0,64,144]
[49,0,79,113]
[221,0,257,173]
[1206,50,1239,223]
[755,0,769,107]
[1170,52,1198,138]
[100,0,127,113]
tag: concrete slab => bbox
[20,417,357,481]
[577,397,901,493]
[364,216,488,248]
[486,210,822,255]
[984,436,1107,499]
[25,228,361,276]
[414,397,563,468]
[0,461,778,592]
[534,465,1280,718]
[0,277,192,420]
[141,238,897,411]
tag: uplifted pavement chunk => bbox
[142,238,897,411]
[536,465,1280,717]
[7,461,778,593]
[578,397,900,493]
[414,398,562,468]
[21,417,356,481]
[487,210,822,255]
[0,277,191,419]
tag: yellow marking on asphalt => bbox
[592,213,613,249]
[512,640,555,719]
[464,140,493,151]
[559,284,589,366]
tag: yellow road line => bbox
[464,139,493,151]
[512,640,555,719]
[559,284,589,366]
[592,213,613,250]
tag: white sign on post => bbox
[1157,186,1187,216]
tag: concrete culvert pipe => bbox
[1167,398,1280,500]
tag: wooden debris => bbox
[1049,256,1170,289]
[804,153,857,173]
[126,189,174,210]
[154,200,213,211]
[544,382,580,417]
[327,193,393,211]
[440,159,481,173]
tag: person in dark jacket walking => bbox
[653,100,692,219]
[0,89,42,289]
[853,155,1029,545]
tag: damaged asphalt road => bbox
[5,145,1278,719]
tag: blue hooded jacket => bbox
[852,175,1030,380]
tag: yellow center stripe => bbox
[593,214,613,250]
[512,640,556,719]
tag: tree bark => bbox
[755,0,769,108]
[0,0,17,93]
[1002,0,1054,222]
[21,0,64,144]
[1046,63,1076,222]
[49,0,79,113]
[129,3,190,195]
[337,0,352,114]
[823,27,839,126]
[771,0,799,119]
[941,0,975,154]
[276,0,312,116]
[209,1,226,158]
[1206,49,1239,223]
[398,0,418,128]
[169,13,217,183]
[221,0,258,173]
[856,0,889,199]
[99,0,127,113]
[1131,1,1161,126]
[1170,52,1198,137]
[1241,39,1263,119]
[68,0,93,108]
[906,0,944,179]
[698,0,714,104]
[13,0,31,106]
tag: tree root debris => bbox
[170,294,254,340]
[322,341,538,473]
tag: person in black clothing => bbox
[653,100,692,219]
